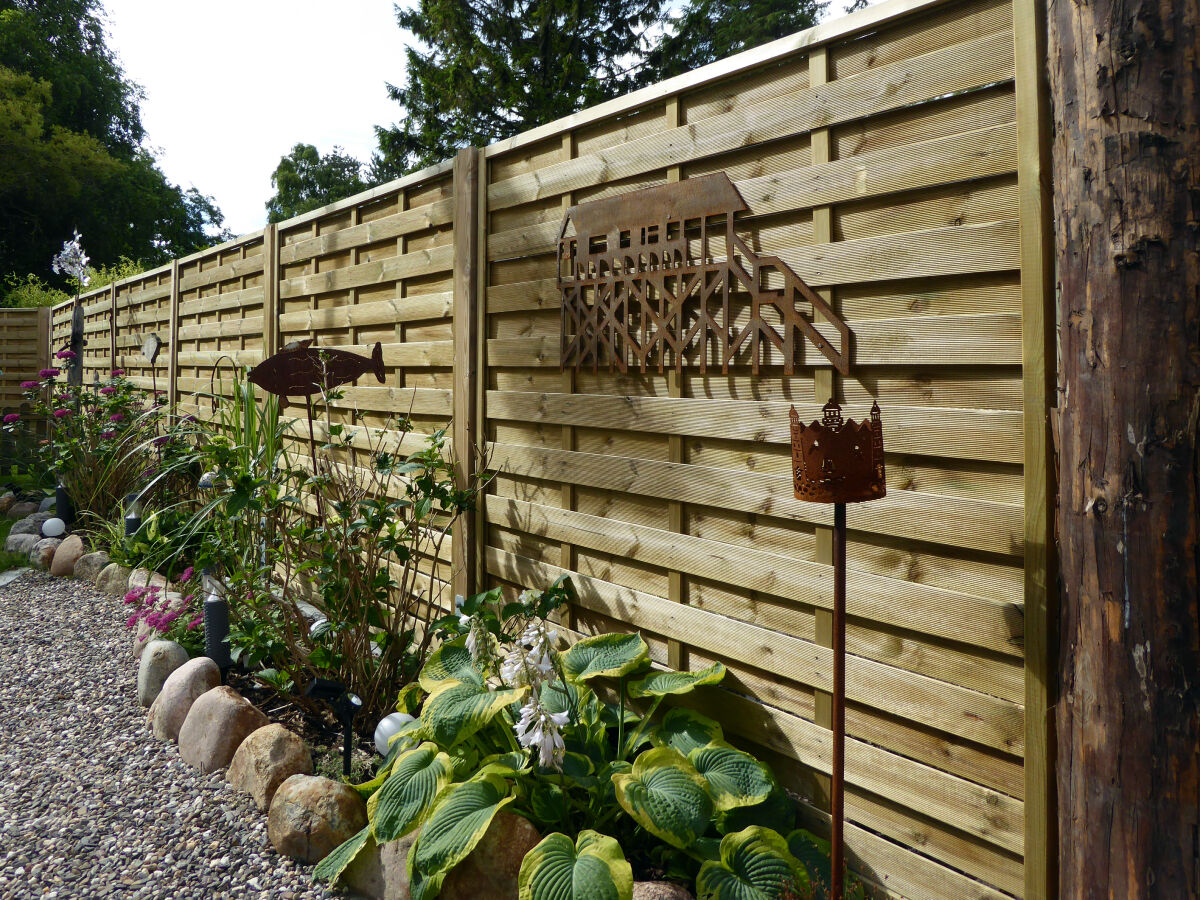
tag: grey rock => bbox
[440,811,542,900]
[0,567,29,588]
[95,562,132,597]
[128,567,152,591]
[10,511,52,535]
[73,550,110,582]
[148,656,220,742]
[28,537,62,570]
[50,534,85,577]
[0,491,14,516]
[37,496,55,512]
[268,775,368,864]
[6,500,39,520]
[227,724,313,811]
[345,830,419,900]
[634,884,695,900]
[137,640,190,707]
[178,686,269,774]
[5,532,39,556]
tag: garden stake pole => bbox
[831,501,846,900]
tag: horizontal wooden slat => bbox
[279,244,455,299]
[278,197,456,264]
[178,253,264,292]
[278,291,454,332]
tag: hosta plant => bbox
[313,580,858,900]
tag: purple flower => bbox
[100,430,116,439]
[110,369,125,376]
[108,413,125,423]
[2,413,19,424]
[20,380,38,389]
[56,392,69,402]
[187,615,202,631]
[99,386,115,396]
[55,350,77,360]
[52,408,70,419]
[39,368,60,378]
[179,567,194,584]
[145,613,161,629]
[126,614,138,628]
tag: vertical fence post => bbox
[167,260,180,412]
[36,307,50,375]
[452,147,482,601]
[109,284,118,373]
[262,223,280,358]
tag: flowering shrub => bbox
[124,566,203,655]
[312,581,862,900]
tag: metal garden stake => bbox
[789,399,886,900]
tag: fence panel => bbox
[0,307,49,438]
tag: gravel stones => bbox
[0,570,337,899]
[95,562,132,597]
[227,724,314,811]
[268,775,368,864]
[74,550,110,582]
[440,811,542,900]
[6,500,39,520]
[149,657,220,742]
[5,532,38,556]
[50,534,85,576]
[137,640,190,707]
[178,686,269,774]
[10,510,52,535]
[29,537,62,570]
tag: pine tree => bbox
[646,0,828,81]
[372,0,663,178]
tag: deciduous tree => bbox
[265,143,368,223]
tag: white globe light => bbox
[374,712,416,755]
[41,517,65,538]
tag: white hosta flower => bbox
[51,231,90,286]
[515,697,568,770]
[459,614,492,664]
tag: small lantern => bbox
[123,492,143,537]
[202,573,232,673]
[789,400,885,503]
[375,712,416,756]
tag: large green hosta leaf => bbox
[518,831,633,900]
[715,788,796,837]
[611,747,713,849]
[370,742,455,841]
[696,827,808,900]
[408,778,514,900]
[689,741,775,812]
[420,680,526,747]
[562,633,649,682]
[628,663,726,698]
[419,639,483,691]
[313,826,373,884]
[652,708,725,757]
[786,830,832,899]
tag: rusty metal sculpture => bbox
[790,399,886,900]
[557,172,850,376]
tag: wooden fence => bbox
[0,308,50,445]
[23,0,1055,895]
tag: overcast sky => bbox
[101,1,867,240]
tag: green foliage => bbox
[0,273,70,308]
[266,143,369,223]
[371,0,663,177]
[519,830,633,900]
[696,827,808,900]
[0,1,228,288]
[645,0,827,81]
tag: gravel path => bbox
[0,569,346,900]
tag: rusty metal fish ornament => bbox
[247,339,385,407]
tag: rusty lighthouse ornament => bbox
[789,398,886,900]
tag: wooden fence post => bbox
[262,223,279,358]
[167,260,180,411]
[452,147,482,601]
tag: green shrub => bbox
[1,273,71,308]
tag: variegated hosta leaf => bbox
[518,830,633,900]
[420,680,527,747]
[408,778,514,900]
[313,826,373,884]
[371,742,454,842]
[715,788,796,837]
[611,747,713,849]
[474,750,530,778]
[562,632,649,682]
[786,830,831,898]
[696,827,808,900]
[628,662,726,699]
[652,707,725,757]
[419,638,483,692]
[689,741,775,812]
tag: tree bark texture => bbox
[1050,0,1200,896]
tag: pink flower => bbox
[187,615,202,630]
[99,386,115,396]
[56,392,69,402]
[2,413,18,424]
[126,614,138,628]
[52,408,70,419]
[100,430,116,439]
[55,350,77,360]
[39,368,60,378]
[108,413,125,423]
[179,567,194,584]
[110,369,124,376]
[20,381,38,389]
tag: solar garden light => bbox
[374,712,415,756]
[123,492,143,537]
[201,572,233,679]
[306,678,362,778]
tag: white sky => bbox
[102,1,871,240]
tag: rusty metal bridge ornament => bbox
[557,172,851,376]
[790,399,886,900]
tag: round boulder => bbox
[178,685,269,774]
[5,532,38,557]
[268,774,368,864]
[0,493,15,516]
[440,811,542,900]
[634,884,696,900]
[10,511,52,535]
[50,534,85,577]
[148,656,220,742]
[95,563,133,597]
[28,537,61,570]
[6,500,39,521]
[37,496,56,513]
[137,640,189,707]
[128,567,152,591]
[344,829,420,900]
[74,550,110,582]
[227,724,314,811]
